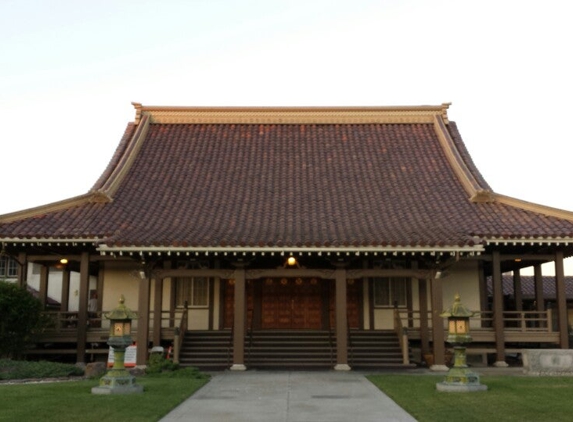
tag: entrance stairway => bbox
[178,330,412,370]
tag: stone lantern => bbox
[436,294,487,392]
[92,295,143,394]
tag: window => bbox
[372,277,408,307]
[0,256,18,278]
[175,277,210,307]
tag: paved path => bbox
[160,370,416,422]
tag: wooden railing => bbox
[393,307,410,365]
[396,309,555,334]
[172,307,188,364]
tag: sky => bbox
[1,0,572,271]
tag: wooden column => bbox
[76,252,90,364]
[38,265,49,308]
[335,267,350,370]
[17,252,27,288]
[136,273,151,366]
[430,275,446,369]
[418,278,430,355]
[492,250,507,367]
[61,268,70,312]
[555,251,569,349]
[153,277,164,347]
[231,267,247,370]
[513,270,523,312]
[534,265,544,312]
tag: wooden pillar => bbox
[76,252,90,364]
[39,265,49,308]
[513,270,523,312]
[555,251,569,349]
[534,265,544,312]
[61,268,70,311]
[17,252,27,288]
[153,277,163,347]
[492,250,507,367]
[231,267,246,370]
[136,273,151,366]
[335,267,350,370]
[430,275,446,369]
[418,278,430,355]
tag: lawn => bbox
[368,374,573,422]
[0,375,208,422]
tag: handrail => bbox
[172,303,188,364]
[396,309,555,333]
[393,306,410,365]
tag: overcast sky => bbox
[1,0,572,270]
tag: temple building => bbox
[2,103,573,370]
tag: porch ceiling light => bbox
[287,256,297,266]
[60,258,69,265]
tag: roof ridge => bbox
[132,102,452,125]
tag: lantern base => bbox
[91,369,143,395]
[436,366,487,392]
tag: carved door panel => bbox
[261,278,323,329]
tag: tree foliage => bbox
[0,281,46,358]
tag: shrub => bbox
[145,352,179,374]
[0,359,84,380]
[0,281,47,358]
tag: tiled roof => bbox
[2,104,573,252]
[490,275,573,299]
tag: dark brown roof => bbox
[492,275,573,299]
[2,104,573,252]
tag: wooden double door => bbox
[260,278,324,329]
[223,277,360,330]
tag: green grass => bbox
[0,375,209,422]
[367,374,573,422]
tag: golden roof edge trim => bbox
[495,194,573,221]
[432,115,494,202]
[0,192,112,224]
[131,102,452,125]
[100,114,151,196]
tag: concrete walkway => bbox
[160,370,416,422]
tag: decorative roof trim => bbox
[99,114,151,196]
[432,115,495,202]
[0,192,112,224]
[0,238,99,244]
[484,236,573,246]
[98,244,484,255]
[131,102,452,125]
[494,194,573,221]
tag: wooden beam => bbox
[430,275,445,368]
[555,251,569,349]
[61,269,70,311]
[38,265,48,308]
[153,277,163,347]
[231,267,246,370]
[136,275,151,366]
[534,265,544,312]
[492,250,507,367]
[334,267,350,370]
[513,270,523,312]
[17,252,27,288]
[418,278,430,355]
[76,252,90,364]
